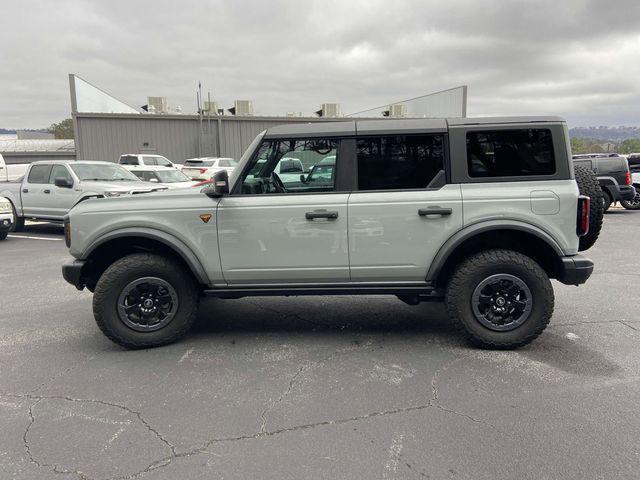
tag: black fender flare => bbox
[81,227,209,285]
[425,220,565,282]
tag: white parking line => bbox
[7,234,63,241]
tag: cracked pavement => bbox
[1,212,640,480]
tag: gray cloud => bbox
[1,0,639,128]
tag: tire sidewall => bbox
[94,255,198,348]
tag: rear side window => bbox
[185,160,215,167]
[356,135,444,190]
[119,155,138,165]
[467,129,555,177]
[28,165,53,184]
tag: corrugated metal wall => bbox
[75,113,347,163]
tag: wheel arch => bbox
[427,221,565,288]
[80,228,209,290]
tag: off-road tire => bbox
[573,165,604,251]
[10,203,24,232]
[445,249,554,349]
[621,186,640,210]
[601,190,612,212]
[93,253,199,349]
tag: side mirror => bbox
[300,174,307,183]
[54,177,73,188]
[203,169,229,197]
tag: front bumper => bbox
[557,255,594,286]
[62,259,87,290]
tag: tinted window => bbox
[240,139,338,194]
[119,155,138,165]
[357,135,444,190]
[185,160,215,167]
[467,129,555,177]
[50,165,73,184]
[27,165,53,184]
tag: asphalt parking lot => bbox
[1,212,639,480]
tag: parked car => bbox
[627,153,640,172]
[181,157,237,180]
[125,166,199,189]
[572,154,635,211]
[63,116,600,350]
[0,160,166,230]
[0,196,14,240]
[119,154,177,168]
[0,154,29,182]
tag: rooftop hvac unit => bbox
[147,96,168,114]
[204,101,220,114]
[315,103,342,118]
[228,100,254,116]
[382,103,407,118]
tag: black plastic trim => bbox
[557,255,594,285]
[62,259,86,290]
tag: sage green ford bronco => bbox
[62,117,601,349]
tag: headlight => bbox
[103,191,124,197]
[0,202,11,213]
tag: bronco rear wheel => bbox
[445,249,554,349]
[93,253,199,349]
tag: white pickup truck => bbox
[0,154,29,182]
[0,160,166,231]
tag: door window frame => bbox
[230,137,355,196]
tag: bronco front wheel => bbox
[93,253,199,349]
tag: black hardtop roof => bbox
[263,116,566,138]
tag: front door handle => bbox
[305,209,339,220]
[419,207,452,217]
[22,188,28,193]
[44,189,51,194]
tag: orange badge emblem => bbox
[200,214,212,223]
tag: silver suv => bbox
[62,117,596,350]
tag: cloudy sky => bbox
[1,0,639,128]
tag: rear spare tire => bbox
[93,253,199,349]
[574,165,603,251]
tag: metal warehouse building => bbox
[69,74,467,164]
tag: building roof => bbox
[0,139,75,153]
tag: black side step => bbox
[203,284,444,301]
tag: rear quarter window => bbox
[466,129,556,178]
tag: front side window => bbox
[50,165,73,184]
[150,156,172,167]
[357,135,444,190]
[467,129,556,177]
[239,139,339,194]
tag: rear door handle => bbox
[44,189,51,194]
[419,207,452,217]
[305,209,339,220]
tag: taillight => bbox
[625,171,631,185]
[193,179,212,187]
[577,195,590,237]
[199,168,207,174]
[63,217,71,247]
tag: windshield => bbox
[155,170,191,183]
[70,163,140,182]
